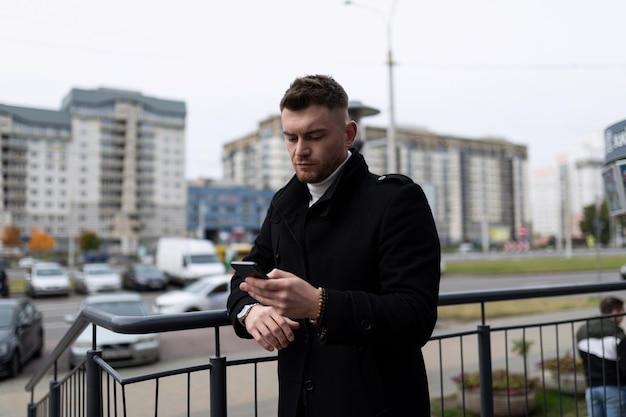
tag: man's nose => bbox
[295,139,310,155]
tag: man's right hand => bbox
[243,304,300,352]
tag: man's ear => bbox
[346,120,357,147]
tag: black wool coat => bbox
[227,150,441,417]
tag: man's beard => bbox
[294,163,332,184]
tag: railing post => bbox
[49,380,61,417]
[478,324,494,417]
[27,402,37,417]
[86,350,103,417]
[210,355,227,417]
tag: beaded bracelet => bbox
[309,287,325,326]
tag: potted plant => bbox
[453,369,539,416]
[452,338,539,416]
[537,352,586,396]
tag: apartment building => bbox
[0,87,186,256]
[531,142,605,245]
[221,113,529,247]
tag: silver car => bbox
[65,292,160,369]
[25,263,70,297]
[152,274,230,314]
[73,263,122,295]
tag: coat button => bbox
[304,380,315,391]
[360,320,372,331]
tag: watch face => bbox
[237,305,249,319]
[238,303,258,325]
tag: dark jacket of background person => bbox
[577,317,626,387]
[227,149,441,417]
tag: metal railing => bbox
[25,280,626,417]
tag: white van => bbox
[155,237,226,285]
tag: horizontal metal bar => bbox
[94,355,213,386]
[437,280,626,305]
[26,280,626,394]
[25,308,229,392]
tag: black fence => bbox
[25,280,626,417]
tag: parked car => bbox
[25,262,70,297]
[73,263,122,294]
[0,298,44,377]
[121,263,168,291]
[108,254,139,267]
[18,257,39,269]
[152,274,230,314]
[65,292,160,369]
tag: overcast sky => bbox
[2,0,625,179]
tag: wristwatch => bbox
[237,303,260,326]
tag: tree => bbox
[512,337,534,377]
[28,228,55,253]
[579,200,610,246]
[1,226,22,247]
[78,230,101,252]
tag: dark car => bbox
[0,269,8,297]
[0,298,44,377]
[0,259,10,297]
[121,264,168,291]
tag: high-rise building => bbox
[0,87,187,258]
[221,114,529,247]
[531,139,604,245]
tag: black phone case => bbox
[231,261,268,279]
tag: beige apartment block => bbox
[0,88,187,258]
[221,113,529,247]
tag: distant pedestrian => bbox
[577,296,626,417]
[0,267,8,297]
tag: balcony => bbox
[24,280,625,417]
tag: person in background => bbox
[227,74,441,417]
[0,266,8,297]
[577,296,626,417]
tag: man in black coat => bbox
[227,74,441,417]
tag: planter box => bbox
[542,370,586,396]
[458,388,537,417]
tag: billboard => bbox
[602,164,626,216]
[605,120,626,164]
[489,226,511,243]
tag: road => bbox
[4,268,621,380]
[1,267,624,416]
[439,269,621,293]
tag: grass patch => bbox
[9,279,26,294]
[438,296,601,322]
[431,390,586,416]
[444,255,624,275]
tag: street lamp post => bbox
[345,0,400,173]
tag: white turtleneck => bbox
[307,151,352,207]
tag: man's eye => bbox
[285,136,297,142]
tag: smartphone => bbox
[231,261,269,279]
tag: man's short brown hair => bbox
[600,296,624,314]
[279,74,349,112]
